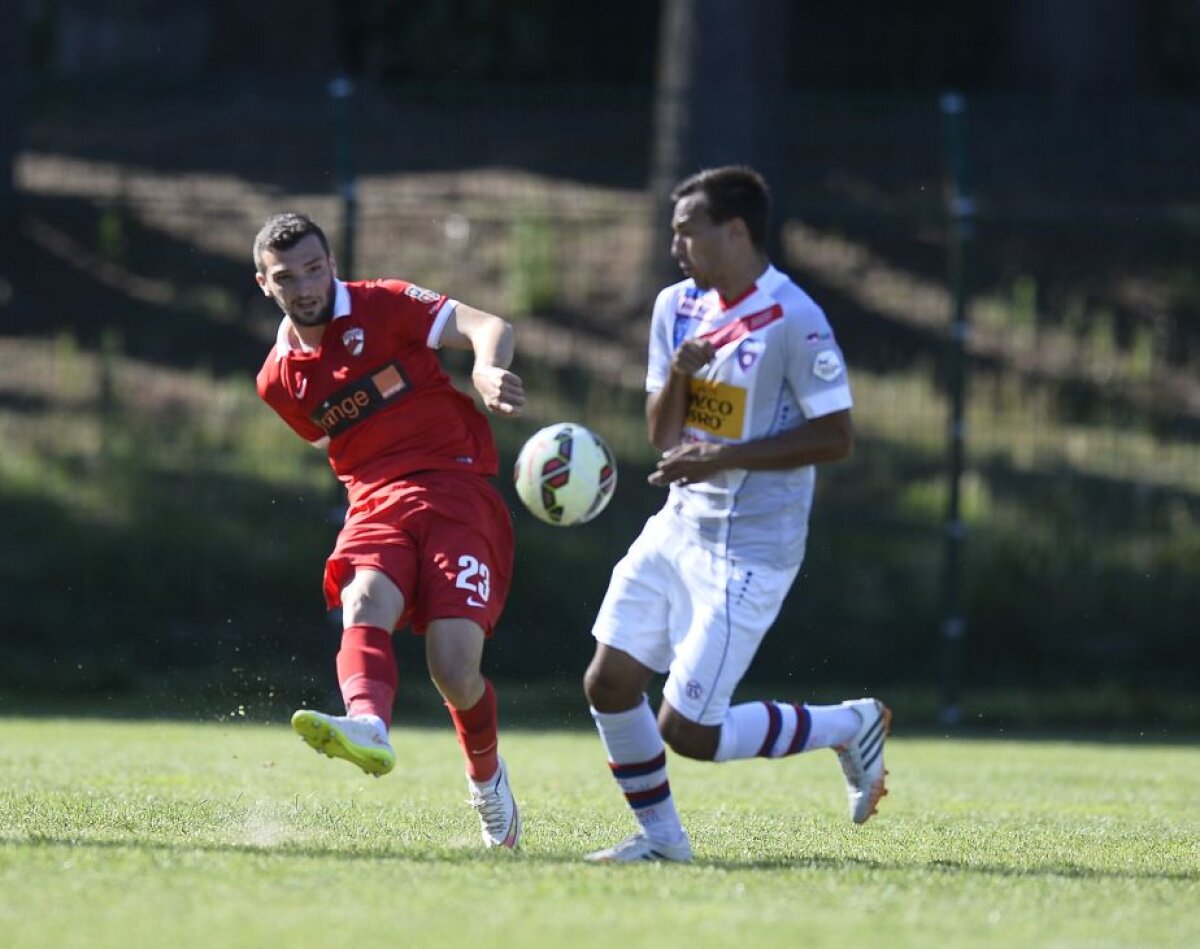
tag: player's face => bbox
[670,194,736,291]
[256,234,336,327]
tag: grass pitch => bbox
[1,717,1196,948]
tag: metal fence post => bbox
[938,91,974,727]
[330,75,357,279]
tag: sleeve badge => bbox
[404,284,441,304]
[813,349,844,382]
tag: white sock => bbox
[714,701,809,761]
[591,697,686,844]
[804,703,862,750]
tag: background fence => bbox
[3,79,1198,724]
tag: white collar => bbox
[274,280,352,356]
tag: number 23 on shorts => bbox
[456,554,491,607]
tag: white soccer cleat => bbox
[468,757,522,849]
[290,709,396,777]
[584,831,693,864]
[834,697,892,824]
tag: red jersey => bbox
[256,279,499,505]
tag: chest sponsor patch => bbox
[813,349,844,382]
[685,378,747,439]
[310,360,411,437]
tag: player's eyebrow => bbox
[271,254,326,276]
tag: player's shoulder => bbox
[346,278,447,321]
[256,318,290,378]
[653,277,701,315]
[345,278,405,303]
[255,345,284,398]
[763,267,828,324]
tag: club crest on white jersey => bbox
[737,338,766,372]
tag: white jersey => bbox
[646,265,853,567]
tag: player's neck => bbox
[715,255,770,307]
[290,320,325,353]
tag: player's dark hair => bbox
[671,166,771,251]
[253,212,331,272]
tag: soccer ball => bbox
[513,422,617,526]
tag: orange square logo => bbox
[373,365,407,399]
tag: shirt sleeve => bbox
[374,280,452,348]
[645,285,680,393]
[787,307,854,420]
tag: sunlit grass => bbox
[1,718,1196,949]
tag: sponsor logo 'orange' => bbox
[373,365,407,399]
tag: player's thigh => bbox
[340,566,407,629]
[323,497,420,627]
[590,516,683,675]
[410,491,514,636]
[663,552,799,726]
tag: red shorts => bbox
[323,470,515,636]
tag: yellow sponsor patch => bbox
[686,379,747,438]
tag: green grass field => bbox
[2,719,1196,948]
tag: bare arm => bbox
[648,409,854,486]
[439,303,525,416]
[646,338,715,451]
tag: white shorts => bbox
[591,510,800,726]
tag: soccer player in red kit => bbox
[254,212,525,848]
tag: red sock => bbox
[336,625,398,728]
[447,678,500,782]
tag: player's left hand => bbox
[648,441,723,487]
[473,365,526,416]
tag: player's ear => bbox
[255,271,270,296]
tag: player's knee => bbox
[341,571,403,629]
[581,662,605,704]
[429,662,482,710]
[660,716,719,761]
[583,661,634,712]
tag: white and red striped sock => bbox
[714,700,861,761]
[590,697,686,844]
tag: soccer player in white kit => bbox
[583,167,890,863]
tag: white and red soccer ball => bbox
[513,422,617,526]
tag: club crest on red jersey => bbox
[342,327,365,356]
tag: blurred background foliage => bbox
[0,1,1197,728]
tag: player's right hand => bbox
[472,365,526,416]
[670,339,715,377]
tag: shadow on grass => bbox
[4,677,1199,744]
[5,836,1195,882]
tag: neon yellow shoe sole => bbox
[291,709,396,777]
